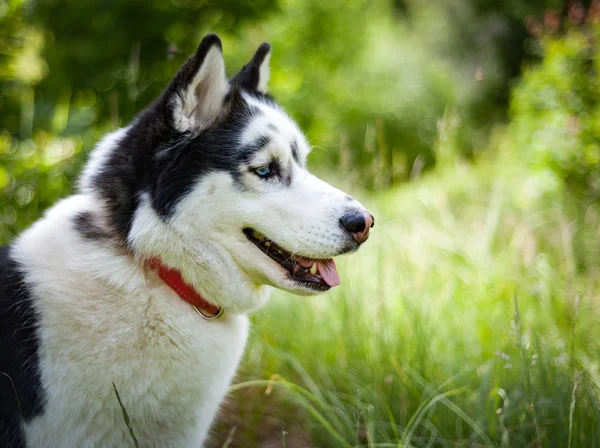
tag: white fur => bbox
[14,195,248,447]
[256,51,270,93]
[241,93,309,163]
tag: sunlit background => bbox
[2,0,600,446]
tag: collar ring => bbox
[193,305,224,320]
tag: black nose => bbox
[340,211,374,244]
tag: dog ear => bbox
[230,42,271,93]
[166,34,229,132]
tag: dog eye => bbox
[254,165,271,178]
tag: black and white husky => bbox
[0,34,374,447]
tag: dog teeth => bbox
[309,263,318,275]
[251,230,266,242]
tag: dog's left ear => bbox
[230,42,271,93]
[165,34,229,132]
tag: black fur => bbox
[88,35,280,239]
[0,246,44,447]
[247,134,272,151]
[291,140,301,165]
[152,100,275,216]
[73,211,109,241]
[230,42,271,91]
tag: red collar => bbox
[146,258,223,319]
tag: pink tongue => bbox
[316,259,340,287]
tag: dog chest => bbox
[26,277,249,447]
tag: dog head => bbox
[80,34,374,313]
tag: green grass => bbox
[211,157,600,447]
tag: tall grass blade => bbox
[568,371,584,448]
[1,371,25,447]
[112,382,140,448]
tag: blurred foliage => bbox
[510,5,600,201]
[0,0,578,242]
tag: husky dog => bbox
[0,34,374,447]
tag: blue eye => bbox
[255,165,271,178]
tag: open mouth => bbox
[243,228,340,291]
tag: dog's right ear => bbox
[165,34,228,133]
[230,42,271,93]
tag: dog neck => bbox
[126,193,272,315]
[146,257,223,319]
